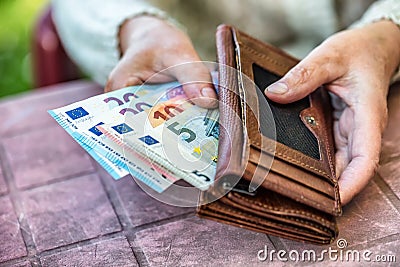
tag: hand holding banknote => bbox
[49,76,221,204]
[105,15,218,109]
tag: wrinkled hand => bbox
[105,16,217,108]
[265,21,400,205]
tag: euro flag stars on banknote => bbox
[49,82,220,193]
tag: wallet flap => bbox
[214,25,248,183]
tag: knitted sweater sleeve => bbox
[51,0,179,86]
[351,0,400,82]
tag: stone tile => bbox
[135,216,274,266]
[114,176,193,227]
[0,81,102,138]
[3,126,95,189]
[336,181,399,247]
[378,160,400,200]
[280,181,400,257]
[20,174,121,252]
[40,237,138,267]
[8,261,32,267]
[0,196,27,263]
[316,261,365,267]
[0,166,7,195]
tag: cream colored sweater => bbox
[52,0,400,85]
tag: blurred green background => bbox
[0,0,48,98]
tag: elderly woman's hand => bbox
[105,15,217,108]
[265,20,400,204]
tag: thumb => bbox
[264,50,344,104]
[168,61,218,109]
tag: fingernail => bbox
[266,82,288,94]
[201,87,216,98]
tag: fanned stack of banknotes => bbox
[49,81,219,193]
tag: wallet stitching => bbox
[220,204,332,233]
[320,115,341,211]
[232,193,334,228]
[311,96,341,212]
[241,45,288,69]
[251,142,330,178]
[221,205,328,232]
[319,113,335,180]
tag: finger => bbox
[335,148,349,179]
[106,54,218,109]
[105,48,178,92]
[105,75,142,93]
[106,59,218,109]
[104,56,144,92]
[265,47,345,104]
[339,155,379,205]
[338,103,384,205]
[167,61,218,109]
[333,121,349,177]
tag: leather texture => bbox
[197,25,342,245]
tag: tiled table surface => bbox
[0,80,399,266]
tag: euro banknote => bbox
[49,80,220,193]
[97,96,219,190]
[49,82,184,192]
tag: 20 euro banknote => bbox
[48,82,184,192]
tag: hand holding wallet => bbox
[197,25,342,245]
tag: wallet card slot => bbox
[248,148,336,198]
[252,137,335,183]
[302,89,338,186]
[246,162,340,215]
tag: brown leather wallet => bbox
[197,25,342,245]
